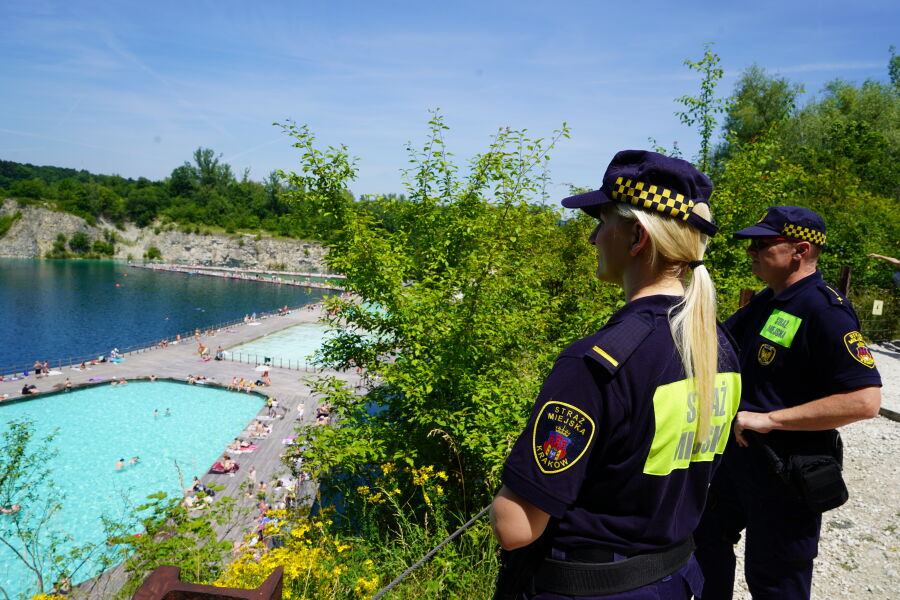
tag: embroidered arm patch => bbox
[532,401,595,474]
[844,331,875,368]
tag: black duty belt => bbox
[533,537,694,596]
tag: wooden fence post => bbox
[838,266,852,297]
[739,289,756,308]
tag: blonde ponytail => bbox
[615,203,719,437]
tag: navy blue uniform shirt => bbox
[725,271,881,413]
[502,295,741,554]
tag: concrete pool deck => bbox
[0,306,363,599]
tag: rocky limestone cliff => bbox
[0,198,330,272]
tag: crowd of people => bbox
[226,371,272,392]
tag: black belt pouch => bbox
[775,430,848,513]
[787,452,848,512]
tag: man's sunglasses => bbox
[747,237,791,251]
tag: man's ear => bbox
[793,241,812,260]
[630,221,650,256]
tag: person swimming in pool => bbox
[165,408,172,416]
[115,458,125,470]
[130,456,140,465]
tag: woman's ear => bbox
[630,221,650,256]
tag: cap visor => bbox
[561,189,612,210]
[733,224,781,239]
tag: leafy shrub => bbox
[68,231,91,253]
[0,210,22,238]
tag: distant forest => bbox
[0,148,404,240]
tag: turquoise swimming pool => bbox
[0,382,262,598]
[227,322,331,366]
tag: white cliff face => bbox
[0,198,329,271]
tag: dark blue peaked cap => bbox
[733,205,827,246]
[561,150,718,236]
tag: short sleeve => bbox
[806,306,882,392]
[501,357,615,518]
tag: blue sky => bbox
[1,0,896,198]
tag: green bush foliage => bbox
[282,114,621,540]
[0,210,22,238]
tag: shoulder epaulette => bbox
[818,284,846,307]
[581,315,655,376]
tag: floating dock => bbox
[130,263,346,290]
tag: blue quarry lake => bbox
[0,258,330,372]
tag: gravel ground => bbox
[732,343,900,599]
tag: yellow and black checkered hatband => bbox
[782,223,826,245]
[610,177,695,221]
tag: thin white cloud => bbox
[0,128,118,153]
[0,146,46,154]
[769,61,885,74]
[222,137,285,163]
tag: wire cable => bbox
[369,504,491,600]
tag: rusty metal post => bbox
[132,565,283,600]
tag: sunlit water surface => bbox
[0,381,262,597]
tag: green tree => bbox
[281,114,621,531]
[675,42,729,172]
[193,148,233,189]
[145,246,162,261]
[10,178,44,201]
[0,211,22,238]
[46,233,70,259]
[713,64,803,165]
[889,45,900,91]
[103,488,240,596]
[781,78,900,199]
[168,164,198,197]
[91,239,115,256]
[275,121,358,242]
[69,231,91,254]
[126,185,168,228]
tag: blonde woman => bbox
[491,151,741,599]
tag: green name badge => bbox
[760,309,802,348]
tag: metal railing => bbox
[223,351,319,372]
[0,304,321,380]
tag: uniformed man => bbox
[694,206,882,599]
[491,150,742,599]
